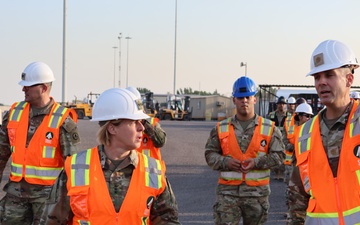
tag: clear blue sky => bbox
[1,0,360,105]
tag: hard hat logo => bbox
[21,72,26,80]
[314,53,324,67]
[135,99,144,111]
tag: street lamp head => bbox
[240,62,247,67]
[125,36,132,40]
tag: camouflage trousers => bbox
[0,193,47,225]
[213,194,269,225]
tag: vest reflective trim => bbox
[142,149,151,157]
[219,118,231,133]
[218,117,271,136]
[49,105,67,128]
[285,116,295,135]
[9,101,28,122]
[149,117,155,125]
[260,117,272,136]
[349,107,360,138]
[77,220,90,225]
[10,162,23,176]
[70,149,91,187]
[305,206,360,225]
[220,169,270,181]
[297,117,317,155]
[143,155,162,189]
[43,146,56,158]
[11,162,63,180]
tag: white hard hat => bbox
[91,88,149,121]
[19,62,55,86]
[351,91,360,99]
[287,97,296,104]
[295,103,313,115]
[307,40,359,76]
[126,86,141,99]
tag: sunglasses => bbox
[299,114,311,118]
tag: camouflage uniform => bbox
[40,146,181,225]
[0,98,80,225]
[205,115,285,225]
[287,103,352,225]
[267,110,291,181]
[142,118,166,148]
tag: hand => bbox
[227,158,242,172]
[241,158,255,173]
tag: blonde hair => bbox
[96,120,123,145]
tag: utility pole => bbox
[118,33,122,87]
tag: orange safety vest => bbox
[217,117,274,186]
[283,114,295,165]
[65,147,167,225]
[295,101,360,225]
[7,101,77,185]
[137,117,162,160]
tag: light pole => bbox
[125,36,132,87]
[118,33,122,88]
[173,0,177,95]
[112,46,118,87]
[240,62,247,76]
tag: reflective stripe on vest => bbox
[9,102,68,182]
[77,220,90,225]
[296,117,317,194]
[69,149,162,190]
[143,154,162,189]
[305,208,360,225]
[70,149,91,187]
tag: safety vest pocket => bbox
[68,186,90,219]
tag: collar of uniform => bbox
[319,100,354,126]
[30,97,55,117]
[98,145,139,169]
[230,114,259,125]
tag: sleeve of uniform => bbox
[287,165,309,225]
[40,170,74,224]
[0,111,12,183]
[254,126,285,169]
[150,177,181,224]
[204,125,229,171]
[282,127,294,152]
[143,119,167,148]
[60,116,81,158]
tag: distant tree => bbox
[137,87,152,94]
[176,87,220,96]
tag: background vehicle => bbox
[156,94,192,120]
[142,92,158,117]
[65,92,100,119]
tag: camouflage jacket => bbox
[143,118,167,148]
[205,114,285,197]
[288,103,352,225]
[40,146,181,225]
[0,98,80,198]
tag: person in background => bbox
[283,102,313,221]
[350,91,360,101]
[287,97,296,115]
[283,97,306,183]
[205,76,285,225]
[41,88,181,225]
[268,96,291,180]
[126,86,166,160]
[0,61,80,224]
[288,39,360,225]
